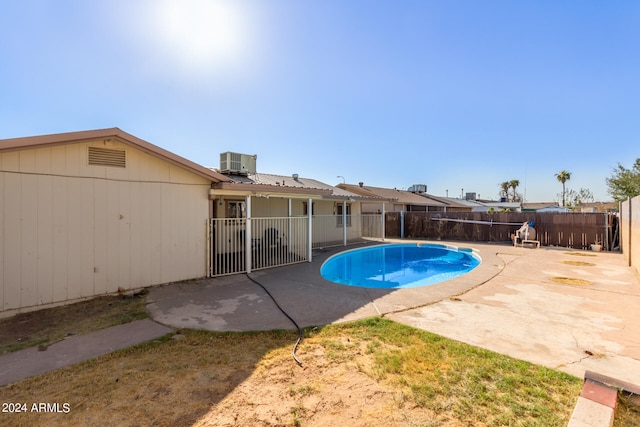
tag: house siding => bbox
[621,196,640,273]
[253,197,289,217]
[0,140,211,315]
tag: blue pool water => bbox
[320,243,480,289]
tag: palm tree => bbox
[555,170,572,207]
[508,179,520,202]
[499,181,510,201]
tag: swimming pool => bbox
[320,243,481,289]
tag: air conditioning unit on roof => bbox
[408,184,427,194]
[220,152,257,175]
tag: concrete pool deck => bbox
[147,239,640,387]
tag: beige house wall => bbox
[620,196,640,274]
[360,201,400,213]
[0,140,211,315]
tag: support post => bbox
[206,219,212,277]
[308,198,313,262]
[246,195,252,274]
[343,200,347,246]
[288,198,292,250]
[400,210,405,239]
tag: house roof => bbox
[422,195,482,209]
[213,172,383,201]
[337,183,446,206]
[0,128,230,183]
[522,202,560,211]
[479,201,522,210]
[537,206,571,213]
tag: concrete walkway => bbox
[0,319,172,387]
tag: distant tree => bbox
[555,170,572,207]
[564,188,595,208]
[499,180,521,202]
[606,158,640,202]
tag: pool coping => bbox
[147,238,506,332]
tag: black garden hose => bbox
[246,273,303,367]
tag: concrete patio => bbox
[147,239,640,386]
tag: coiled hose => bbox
[246,273,303,367]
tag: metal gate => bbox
[208,217,310,276]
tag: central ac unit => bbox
[408,184,427,194]
[220,152,257,175]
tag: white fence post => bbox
[288,198,292,248]
[246,195,252,274]
[343,200,347,246]
[308,198,313,262]
[206,219,212,277]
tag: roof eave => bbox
[0,128,230,183]
[212,181,333,197]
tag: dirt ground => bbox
[1,329,486,427]
[1,298,458,426]
[189,338,452,427]
[2,317,583,427]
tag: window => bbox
[303,201,315,216]
[336,203,351,227]
[226,201,246,219]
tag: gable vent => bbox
[88,146,126,168]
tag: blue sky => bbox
[1,1,638,202]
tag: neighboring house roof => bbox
[0,128,230,183]
[537,206,571,213]
[424,195,482,210]
[213,172,382,201]
[337,183,446,207]
[478,201,522,212]
[522,202,560,211]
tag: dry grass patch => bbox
[563,251,597,257]
[1,318,582,427]
[561,260,596,267]
[614,392,640,427]
[0,293,148,354]
[550,276,592,286]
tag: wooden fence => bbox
[385,212,619,251]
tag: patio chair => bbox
[264,228,282,249]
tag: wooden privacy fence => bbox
[385,212,619,250]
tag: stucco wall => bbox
[620,196,640,273]
[0,140,211,314]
